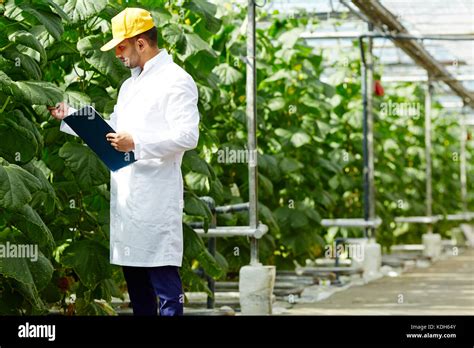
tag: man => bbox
[50,8,200,316]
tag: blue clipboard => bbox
[63,106,136,171]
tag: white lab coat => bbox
[60,49,199,267]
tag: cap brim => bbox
[100,37,124,52]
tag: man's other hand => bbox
[48,102,69,120]
[106,132,135,152]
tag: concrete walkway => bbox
[285,248,474,315]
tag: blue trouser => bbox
[122,265,184,316]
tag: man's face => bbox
[115,39,140,69]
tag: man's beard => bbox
[121,57,133,68]
[121,56,139,69]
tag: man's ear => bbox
[136,38,147,52]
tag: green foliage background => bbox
[0,0,472,314]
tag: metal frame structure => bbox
[190,197,268,309]
[351,0,474,108]
[308,2,474,243]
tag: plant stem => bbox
[0,95,11,113]
[0,42,13,52]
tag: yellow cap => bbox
[100,8,155,51]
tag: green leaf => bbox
[213,251,229,274]
[261,69,292,84]
[61,239,112,288]
[317,157,340,174]
[183,150,212,177]
[184,191,212,221]
[328,176,339,189]
[0,73,64,105]
[64,90,92,107]
[27,252,54,292]
[40,281,62,304]
[275,128,293,139]
[75,298,117,315]
[15,281,47,312]
[183,0,222,33]
[183,223,205,257]
[59,142,109,190]
[0,284,23,315]
[150,8,172,26]
[184,172,209,192]
[22,160,57,214]
[279,157,304,174]
[209,177,224,203]
[2,48,42,80]
[77,35,130,87]
[181,31,216,59]
[0,118,38,164]
[8,110,44,156]
[258,173,273,196]
[15,80,63,105]
[7,30,47,63]
[100,278,124,300]
[162,23,184,46]
[84,84,113,112]
[54,0,107,23]
[197,248,225,278]
[278,28,304,48]
[0,159,41,210]
[291,131,311,147]
[0,251,53,311]
[46,41,78,61]
[212,63,242,85]
[258,154,280,179]
[12,204,55,252]
[304,207,321,223]
[197,83,214,106]
[183,223,224,278]
[258,203,280,234]
[0,253,34,285]
[20,6,64,41]
[300,93,321,110]
[45,0,71,21]
[30,25,56,50]
[89,277,123,302]
[268,96,286,111]
[290,209,308,229]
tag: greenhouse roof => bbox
[266,0,474,109]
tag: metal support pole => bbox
[359,23,375,239]
[247,0,259,265]
[425,79,433,234]
[200,197,217,309]
[367,23,376,239]
[359,38,368,239]
[460,106,468,212]
[206,241,216,308]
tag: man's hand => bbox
[48,102,69,120]
[106,132,135,152]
